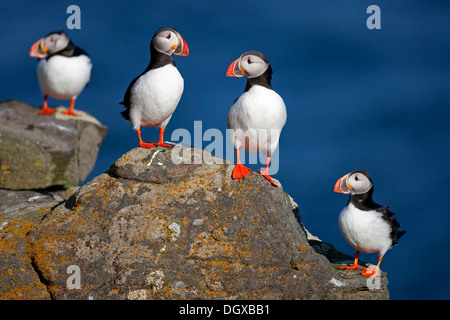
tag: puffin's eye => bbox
[166,33,171,39]
[247,58,252,64]
[355,175,359,181]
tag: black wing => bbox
[120,75,139,121]
[377,206,406,246]
[120,64,151,121]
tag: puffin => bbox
[334,170,406,277]
[226,51,287,187]
[120,27,189,148]
[29,30,92,116]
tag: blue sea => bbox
[1,0,449,300]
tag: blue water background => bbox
[1,0,449,299]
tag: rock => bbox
[306,235,389,299]
[0,100,107,190]
[0,189,62,299]
[1,146,389,299]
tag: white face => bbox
[42,32,70,55]
[347,172,373,195]
[152,29,179,55]
[240,53,269,78]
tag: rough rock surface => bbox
[0,100,108,190]
[0,189,62,299]
[1,146,389,299]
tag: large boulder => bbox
[6,146,388,300]
[0,189,62,299]
[0,100,108,190]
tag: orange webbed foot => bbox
[156,142,174,148]
[361,267,378,278]
[338,265,360,270]
[39,107,56,115]
[62,110,78,116]
[257,170,278,187]
[139,142,157,149]
[232,164,251,180]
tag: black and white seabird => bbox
[334,170,406,277]
[30,30,92,116]
[226,51,287,187]
[120,27,189,148]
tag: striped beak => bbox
[29,38,48,58]
[173,34,189,57]
[334,173,351,194]
[226,57,244,77]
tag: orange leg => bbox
[62,97,78,116]
[156,128,174,147]
[339,251,360,270]
[232,149,251,180]
[361,256,383,278]
[257,157,277,187]
[39,95,56,115]
[137,129,156,148]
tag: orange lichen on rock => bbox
[1,146,389,300]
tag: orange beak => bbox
[29,38,47,58]
[334,173,351,194]
[174,35,189,57]
[226,57,244,77]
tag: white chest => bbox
[338,203,393,256]
[229,86,287,131]
[227,85,287,154]
[129,64,184,128]
[37,55,92,99]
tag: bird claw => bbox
[39,107,56,115]
[338,265,360,270]
[257,170,278,187]
[139,142,157,149]
[361,268,378,278]
[156,142,175,148]
[232,164,251,179]
[62,110,78,116]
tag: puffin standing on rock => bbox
[30,30,92,116]
[226,51,287,187]
[120,27,189,148]
[334,170,406,277]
